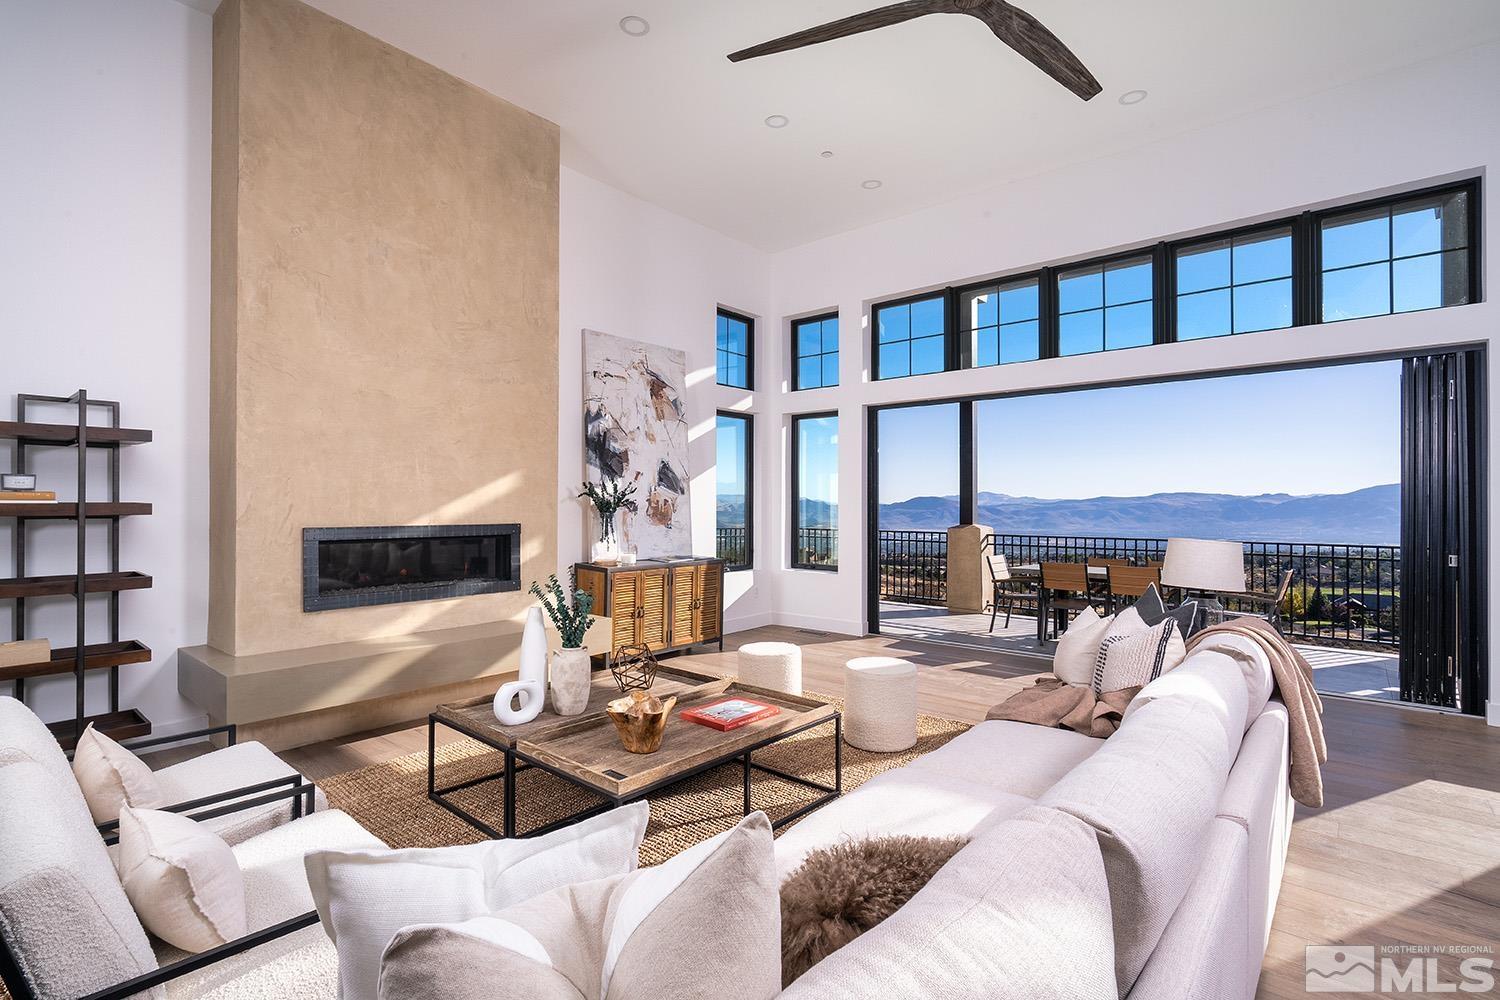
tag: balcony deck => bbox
[878,601,1403,703]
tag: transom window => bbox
[792,313,839,390]
[874,294,946,380]
[1176,227,1293,340]
[1057,257,1153,355]
[716,309,754,389]
[961,278,1040,367]
[1321,190,1471,322]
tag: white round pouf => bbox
[843,657,918,752]
[737,641,803,695]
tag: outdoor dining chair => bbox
[1040,561,1097,640]
[1105,564,1163,613]
[985,553,1038,633]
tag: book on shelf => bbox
[680,696,780,732]
[0,639,50,669]
[0,490,58,502]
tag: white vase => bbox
[549,646,592,716]
[591,539,619,564]
[493,607,547,725]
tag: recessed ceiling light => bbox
[820,150,834,158]
[1118,89,1148,106]
[861,179,882,190]
[619,15,650,36]
[764,114,789,129]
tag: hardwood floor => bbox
[276,625,1500,997]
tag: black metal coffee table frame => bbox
[427,710,842,840]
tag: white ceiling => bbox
[261,1,1500,251]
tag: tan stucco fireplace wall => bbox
[207,0,560,662]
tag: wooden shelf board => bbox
[0,571,152,600]
[48,709,152,751]
[0,420,151,445]
[0,639,152,683]
[0,502,152,518]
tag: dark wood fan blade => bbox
[979,0,1102,100]
[727,0,953,62]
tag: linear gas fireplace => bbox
[302,524,521,612]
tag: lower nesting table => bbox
[428,665,841,840]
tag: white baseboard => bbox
[1487,701,1500,727]
[724,610,774,634]
[771,610,866,637]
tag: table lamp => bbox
[1161,538,1246,626]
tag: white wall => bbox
[558,168,775,632]
[0,0,212,732]
[763,44,1500,719]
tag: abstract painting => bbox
[582,329,691,556]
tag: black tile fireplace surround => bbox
[302,524,521,612]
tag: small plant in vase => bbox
[530,573,595,716]
[580,477,638,564]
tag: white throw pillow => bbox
[117,805,247,953]
[73,722,165,823]
[1051,607,1115,686]
[305,799,650,1000]
[377,811,781,1000]
[1093,614,1186,693]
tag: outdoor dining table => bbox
[1009,563,1109,644]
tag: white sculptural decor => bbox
[493,606,547,725]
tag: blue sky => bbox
[878,361,1400,503]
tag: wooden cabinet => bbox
[575,558,725,661]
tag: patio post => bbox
[945,522,992,614]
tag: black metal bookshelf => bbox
[1,390,153,749]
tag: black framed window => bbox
[716,308,754,389]
[1057,256,1153,355]
[715,412,753,571]
[792,313,839,390]
[961,277,1041,367]
[792,413,838,570]
[1176,226,1294,340]
[874,294,946,379]
[1320,189,1472,322]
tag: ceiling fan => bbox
[727,0,1102,101]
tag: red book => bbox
[681,697,780,732]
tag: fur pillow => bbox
[780,834,967,987]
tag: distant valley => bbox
[719,484,1399,544]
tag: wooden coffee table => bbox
[428,665,841,839]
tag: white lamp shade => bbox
[1161,538,1246,593]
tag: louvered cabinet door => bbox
[671,567,699,647]
[695,563,722,642]
[610,571,640,653]
[636,569,670,650]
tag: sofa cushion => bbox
[0,758,161,1000]
[1039,694,1237,995]
[1127,817,1250,1000]
[1094,615,1185,693]
[0,695,79,791]
[119,806,247,953]
[778,805,1118,999]
[772,766,1033,880]
[1127,648,1252,758]
[306,800,648,1000]
[154,741,328,846]
[74,723,167,823]
[377,812,781,1000]
[159,809,384,999]
[901,719,1106,798]
[1185,631,1277,722]
[1052,607,1115,686]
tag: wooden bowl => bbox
[606,690,677,754]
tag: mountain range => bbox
[720,484,1399,544]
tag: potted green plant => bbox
[530,573,595,716]
[579,477,638,564]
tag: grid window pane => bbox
[877,303,910,343]
[798,356,822,389]
[1105,259,1152,306]
[911,334,945,374]
[797,325,822,356]
[1322,208,1390,270]
[998,281,1039,322]
[911,297,944,337]
[1058,269,1102,313]
[1393,191,1467,258]
[1059,310,1103,355]
[878,341,909,379]
[1233,231,1292,283]
[1322,262,1390,321]
[962,289,997,330]
[821,319,839,353]
[1177,288,1231,341]
[1234,278,1293,333]
[875,296,944,379]
[716,310,752,388]
[1177,242,1230,295]
[1394,250,1469,313]
[822,354,839,386]
[793,415,838,569]
[715,414,751,568]
[974,327,999,367]
[999,320,1040,363]
[1105,301,1153,350]
[793,314,838,390]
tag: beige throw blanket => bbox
[1186,617,1328,808]
[985,678,1139,739]
[986,616,1328,806]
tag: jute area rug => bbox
[322,695,970,867]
